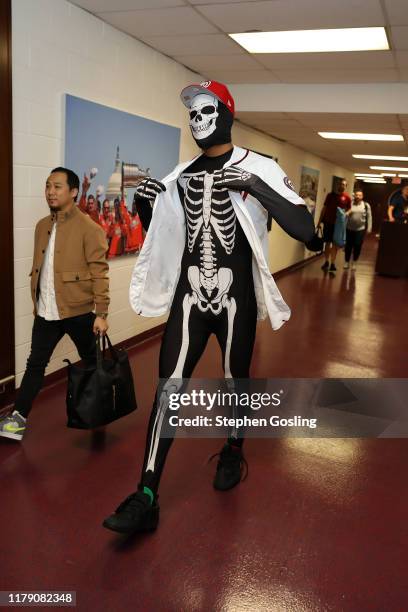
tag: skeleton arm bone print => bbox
[134,178,166,232]
[213,166,315,243]
[135,177,166,201]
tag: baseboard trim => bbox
[274,252,322,279]
[1,252,320,410]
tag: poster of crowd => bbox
[65,95,181,259]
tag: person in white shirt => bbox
[0,167,109,442]
[344,189,372,270]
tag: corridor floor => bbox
[1,237,407,611]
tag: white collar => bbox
[162,145,248,185]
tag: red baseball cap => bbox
[180,80,235,116]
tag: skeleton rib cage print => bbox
[178,169,239,316]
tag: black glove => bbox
[134,178,166,232]
[213,166,315,243]
[135,178,166,202]
[213,166,257,194]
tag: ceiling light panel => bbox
[229,27,389,54]
[370,166,408,171]
[319,133,404,141]
[353,155,408,161]
[354,173,384,177]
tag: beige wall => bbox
[12,0,353,386]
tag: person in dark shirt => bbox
[387,185,408,222]
[318,178,351,274]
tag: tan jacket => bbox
[30,205,109,319]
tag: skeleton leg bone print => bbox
[144,170,242,474]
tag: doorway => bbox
[0,0,15,406]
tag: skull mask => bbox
[189,94,219,141]
[188,93,233,150]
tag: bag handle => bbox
[95,333,119,367]
[96,335,103,368]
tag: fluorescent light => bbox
[396,174,408,178]
[354,173,383,177]
[381,173,397,177]
[370,166,408,171]
[353,154,408,161]
[320,133,403,141]
[363,179,386,183]
[229,27,389,53]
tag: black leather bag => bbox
[305,225,324,252]
[64,334,137,429]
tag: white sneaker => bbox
[351,262,357,270]
[0,410,26,441]
[344,262,349,269]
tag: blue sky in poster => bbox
[65,95,181,203]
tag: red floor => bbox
[1,237,408,611]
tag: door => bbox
[0,0,15,406]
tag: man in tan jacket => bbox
[0,167,110,441]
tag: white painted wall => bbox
[12,0,353,386]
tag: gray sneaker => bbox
[0,410,26,441]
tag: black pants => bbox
[345,229,366,262]
[139,272,258,493]
[15,313,96,418]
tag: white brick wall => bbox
[12,0,353,387]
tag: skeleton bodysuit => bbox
[140,149,257,491]
[136,91,314,495]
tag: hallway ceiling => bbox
[71,0,408,172]
[235,112,408,174]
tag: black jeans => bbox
[15,313,96,418]
[345,229,366,262]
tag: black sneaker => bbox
[103,490,159,534]
[329,263,337,274]
[321,261,329,271]
[210,444,248,491]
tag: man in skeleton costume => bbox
[103,81,314,534]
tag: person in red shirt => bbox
[77,173,100,224]
[86,194,100,225]
[318,178,351,274]
[99,199,113,236]
[107,199,128,258]
[119,196,131,225]
[125,198,144,254]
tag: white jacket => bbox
[129,146,305,330]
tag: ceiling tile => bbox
[384,0,408,26]
[140,34,243,56]
[389,26,408,50]
[174,54,261,72]
[189,0,259,3]
[290,112,401,126]
[255,51,395,71]
[272,68,399,83]
[212,70,281,83]
[96,7,218,37]
[237,111,290,121]
[72,0,185,10]
[398,69,408,81]
[196,0,385,33]
[395,51,408,66]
